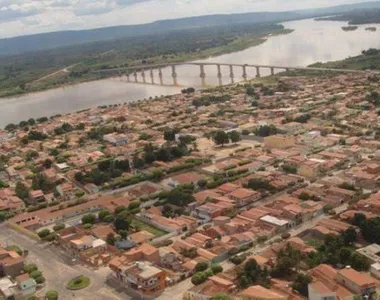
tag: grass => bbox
[130,217,168,237]
[66,276,90,290]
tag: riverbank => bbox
[0,28,292,99]
[309,48,380,70]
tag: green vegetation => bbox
[130,218,167,237]
[316,10,380,25]
[67,276,90,290]
[45,290,59,300]
[0,23,290,98]
[310,48,380,71]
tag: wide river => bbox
[2,18,380,127]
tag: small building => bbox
[103,133,129,146]
[239,285,287,300]
[335,267,376,298]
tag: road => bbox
[0,225,126,300]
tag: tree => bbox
[81,213,96,224]
[213,131,229,146]
[191,272,208,285]
[104,214,115,223]
[43,159,53,169]
[164,128,177,142]
[38,229,51,238]
[291,274,312,297]
[53,223,65,232]
[195,261,209,272]
[211,264,223,274]
[24,264,38,273]
[5,123,17,132]
[114,217,130,232]
[15,181,29,200]
[45,290,59,300]
[255,125,277,137]
[119,230,128,240]
[342,227,357,245]
[106,233,116,245]
[98,210,110,221]
[228,131,241,144]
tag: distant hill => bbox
[0,1,380,56]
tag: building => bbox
[0,130,9,143]
[308,281,337,300]
[357,244,380,264]
[228,188,261,207]
[0,248,24,278]
[103,133,129,146]
[109,260,166,296]
[239,285,287,300]
[183,276,236,300]
[264,135,295,149]
[335,267,376,298]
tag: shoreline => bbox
[0,28,293,100]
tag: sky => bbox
[0,0,375,38]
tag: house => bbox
[128,231,155,245]
[0,248,24,278]
[124,243,160,265]
[239,285,288,300]
[264,135,295,149]
[0,130,9,143]
[336,267,376,298]
[28,190,45,205]
[228,188,260,207]
[109,260,166,296]
[183,276,236,300]
[15,273,37,297]
[103,133,129,146]
[308,280,337,300]
[56,182,75,200]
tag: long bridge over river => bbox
[93,62,373,87]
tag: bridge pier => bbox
[242,65,247,81]
[158,68,163,85]
[200,64,206,78]
[270,67,275,76]
[127,73,130,82]
[256,66,261,78]
[217,64,222,79]
[141,69,146,83]
[286,68,290,73]
[171,65,178,86]
[150,69,154,84]
[134,71,138,83]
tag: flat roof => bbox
[260,215,288,227]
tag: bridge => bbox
[93,62,372,87]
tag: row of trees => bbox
[75,158,131,186]
[212,130,241,146]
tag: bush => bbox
[191,272,208,285]
[30,270,42,279]
[45,290,59,300]
[230,255,246,265]
[38,229,51,238]
[195,261,209,272]
[24,264,38,273]
[53,223,65,232]
[211,264,223,274]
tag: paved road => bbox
[0,225,126,300]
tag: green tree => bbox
[211,264,223,274]
[38,229,51,238]
[191,272,208,285]
[98,210,110,221]
[15,181,29,200]
[228,130,241,144]
[195,261,209,272]
[291,274,312,297]
[45,290,59,300]
[106,233,116,245]
[213,131,229,146]
[342,227,357,245]
[114,217,130,232]
[81,213,96,224]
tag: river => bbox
[2,18,380,127]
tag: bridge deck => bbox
[93,62,372,74]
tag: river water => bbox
[2,18,380,127]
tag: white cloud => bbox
[0,0,373,38]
